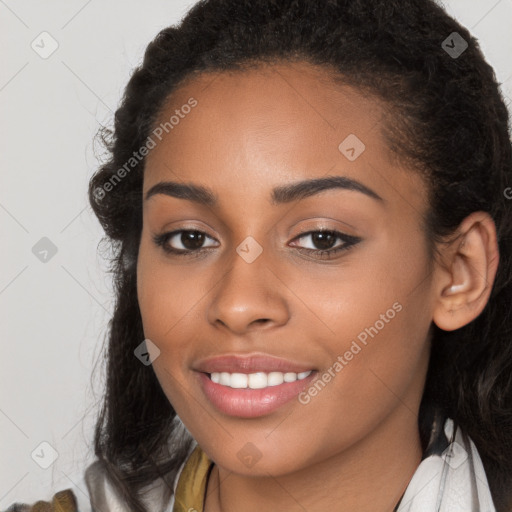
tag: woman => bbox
[7,0,512,510]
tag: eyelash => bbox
[152,229,362,260]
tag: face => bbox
[137,61,436,476]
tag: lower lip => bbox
[197,371,317,418]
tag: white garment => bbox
[396,418,496,512]
[84,417,497,512]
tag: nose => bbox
[207,245,290,335]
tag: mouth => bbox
[193,353,318,418]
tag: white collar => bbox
[396,418,496,511]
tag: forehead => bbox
[147,61,385,161]
[143,61,427,215]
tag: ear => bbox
[432,211,499,331]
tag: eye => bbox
[152,228,361,260]
[152,229,218,256]
[290,230,361,259]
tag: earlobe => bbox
[432,212,499,332]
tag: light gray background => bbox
[1,1,511,510]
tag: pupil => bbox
[182,231,205,250]
[313,232,335,250]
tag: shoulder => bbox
[4,442,204,512]
[83,450,196,512]
[3,489,78,512]
[397,416,498,512]
[2,459,126,512]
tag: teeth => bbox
[248,372,267,389]
[284,372,297,382]
[230,373,248,388]
[220,372,231,386]
[209,370,312,389]
[267,372,284,386]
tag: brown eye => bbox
[310,231,338,250]
[152,229,218,255]
[290,230,362,259]
[180,231,206,250]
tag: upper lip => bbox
[194,353,316,374]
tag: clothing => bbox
[395,417,496,512]
[3,490,78,512]
[3,416,497,512]
[167,416,497,512]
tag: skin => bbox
[136,61,499,511]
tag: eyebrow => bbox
[144,175,383,206]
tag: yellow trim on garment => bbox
[173,445,214,512]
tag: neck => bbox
[204,406,423,512]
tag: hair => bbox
[86,0,512,510]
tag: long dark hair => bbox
[86,0,512,510]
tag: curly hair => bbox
[87,0,512,510]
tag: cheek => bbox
[288,302,430,467]
[288,231,430,339]
[293,231,432,402]
[136,241,208,347]
[136,244,204,411]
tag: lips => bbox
[194,353,316,374]
[193,353,318,418]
